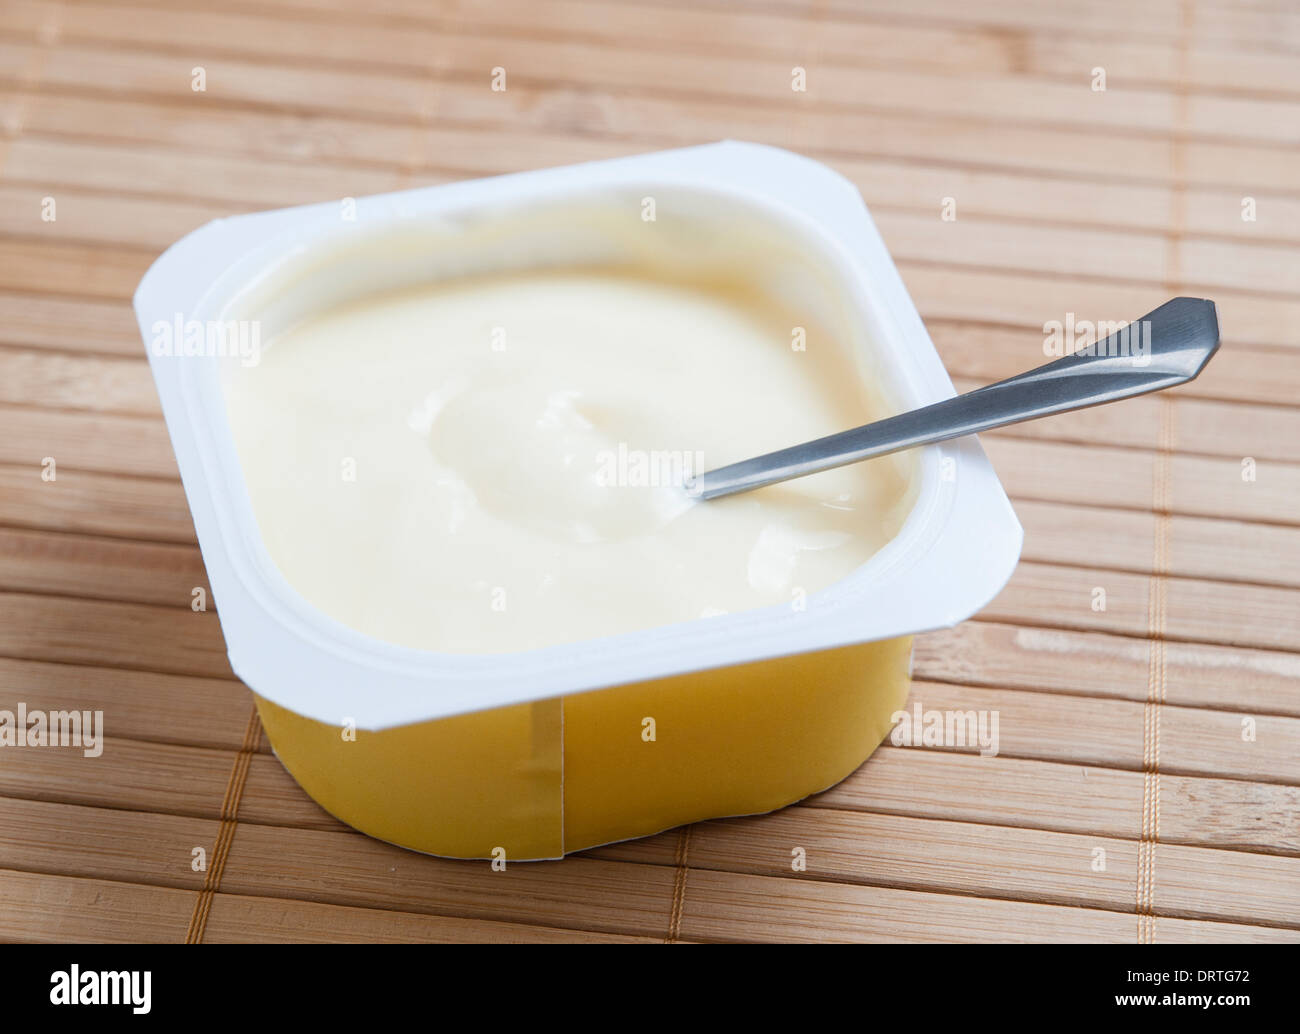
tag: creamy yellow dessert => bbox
[223,267,914,654]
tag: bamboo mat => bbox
[1,0,1298,944]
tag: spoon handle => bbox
[693,297,1219,501]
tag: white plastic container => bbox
[135,142,1022,860]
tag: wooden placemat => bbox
[1,0,1298,943]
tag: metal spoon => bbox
[692,297,1219,501]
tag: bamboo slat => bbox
[9,1,1300,146]
[916,622,1300,715]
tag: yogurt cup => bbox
[134,142,1022,860]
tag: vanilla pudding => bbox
[220,215,917,655]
